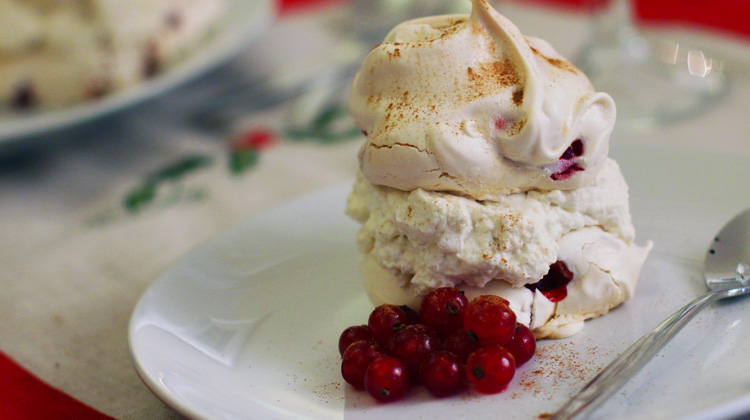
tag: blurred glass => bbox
[575,0,728,133]
[349,0,468,45]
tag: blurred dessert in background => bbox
[0,0,225,109]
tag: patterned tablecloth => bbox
[2,0,750,419]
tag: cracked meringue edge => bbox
[359,226,652,340]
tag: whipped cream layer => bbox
[360,227,651,339]
[0,0,225,107]
[348,0,615,199]
[347,158,652,338]
[347,158,638,291]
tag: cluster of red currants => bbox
[338,287,536,402]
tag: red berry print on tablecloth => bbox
[231,129,277,151]
[229,128,278,175]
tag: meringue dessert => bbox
[345,0,652,339]
[0,0,225,108]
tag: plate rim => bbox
[127,181,352,420]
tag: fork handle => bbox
[550,289,722,420]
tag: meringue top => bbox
[348,0,616,199]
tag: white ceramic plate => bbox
[130,143,750,420]
[0,0,274,144]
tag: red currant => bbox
[399,305,421,325]
[463,295,516,346]
[526,260,574,302]
[341,341,382,390]
[368,304,409,345]
[504,323,536,366]
[443,329,481,363]
[364,355,410,402]
[466,346,516,394]
[385,324,440,382]
[338,325,373,356]
[419,350,467,397]
[419,287,469,338]
[551,140,585,181]
[560,139,584,160]
[550,163,584,181]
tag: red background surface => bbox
[280,0,750,39]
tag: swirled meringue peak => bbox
[348,0,616,199]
